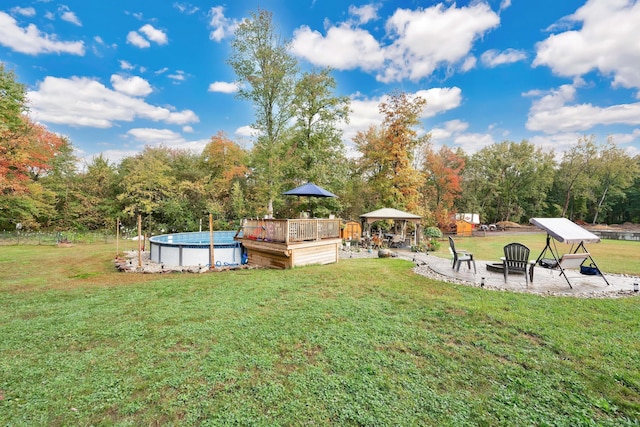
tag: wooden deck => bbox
[237,218,342,269]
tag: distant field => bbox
[1,240,639,425]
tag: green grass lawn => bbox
[1,241,640,425]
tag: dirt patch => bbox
[496,221,521,229]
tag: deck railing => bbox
[239,218,341,243]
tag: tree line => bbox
[2,10,639,234]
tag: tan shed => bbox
[341,221,362,240]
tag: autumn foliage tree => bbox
[421,145,466,228]
[1,65,69,229]
[355,92,427,213]
[1,116,67,196]
[201,132,249,220]
[202,132,248,184]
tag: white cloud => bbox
[119,60,135,70]
[208,81,239,93]
[480,48,526,67]
[529,133,585,157]
[343,96,382,141]
[91,35,116,56]
[291,3,499,83]
[27,76,199,128]
[87,149,140,167]
[444,119,470,134]
[341,88,462,145]
[526,81,640,133]
[235,125,259,138]
[182,125,194,133]
[174,3,200,15]
[499,0,512,12]
[452,132,496,152]
[534,0,640,89]
[59,6,81,26]
[139,24,168,45]
[168,70,186,82]
[291,24,385,71]
[608,129,640,145]
[126,128,185,145]
[348,4,380,25]
[460,56,477,72]
[0,11,85,55]
[609,130,640,156]
[429,120,494,153]
[10,7,36,17]
[529,102,640,134]
[208,6,239,42]
[110,74,153,97]
[92,132,210,165]
[415,87,462,118]
[126,30,150,48]
[380,3,500,82]
[127,24,167,48]
[429,120,468,143]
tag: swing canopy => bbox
[529,217,601,244]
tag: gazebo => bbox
[360,208,422,246]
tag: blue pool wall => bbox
[149,231,245,267]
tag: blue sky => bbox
[1,0,640,167]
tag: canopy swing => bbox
[530,217,610,288]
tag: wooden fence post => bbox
[209,213,214,269]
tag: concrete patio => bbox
[395,249,640,298]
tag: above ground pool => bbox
[149,231,245,267]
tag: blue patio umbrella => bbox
[283,182,337,216]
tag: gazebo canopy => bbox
[360,208,422,224]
